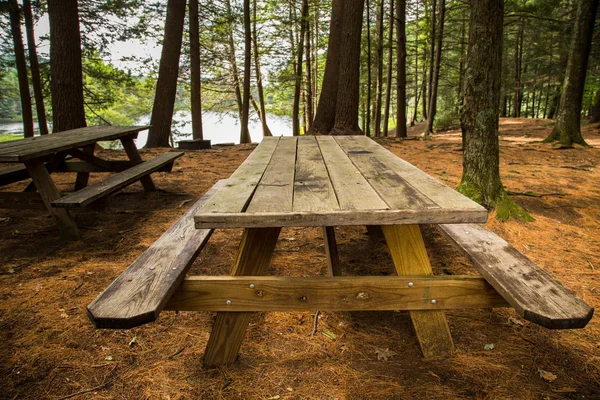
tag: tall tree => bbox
[146,0,186,147]
[240,0,252,143]
[305,5,313,130]
[590,88,600,123]
[252,0,272,137]
[292,0,309,136]
[373,0,384,136]
[458,0,530,221]
[23,0,48,136]
[424,0,445,135]
[383,0,394,136]
[543,0,599,147]
[365,0,372,136]
[511,20,523,118]
[47,0,86,132]
[189,0,204,140]
[7,0,33,137]
[425,0,436,121]
[225,0,244,121]
[395,0,407,137]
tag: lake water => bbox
[0,111,294,147]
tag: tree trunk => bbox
[411,0,419,126]
[47,0,87,133]
[309,0,344,134]
[252,0,272,136]
[395,0,407,137]
[425,0,444,135]
[511,21,523,118]
[8,0,33,138]
[225,0,243,120]
[366,0,372,136]
[146,0,185,147]
[293,0,309,137]
[189,0,204,140]
[458,0,530,221]
[457,8,466,113]
[312,2,319,112]
[305,5,314,130]
[544,0,599,146]
[426,0,436,123]
[547,87,560,119]
[590,88,600,123]
[240,0,252,144]
[373,0,384,137]
[23,0,48,136]
[383,0,394,137]
[330,0,365,135]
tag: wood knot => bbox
[299,296,308,302]
[356,292,370,300]
[255,290,264,297]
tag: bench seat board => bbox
[438,223,593,329]
[52,151,183,208]
[86,180,226,329]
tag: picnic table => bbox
[88,135,593,367]
[0,126,183,239]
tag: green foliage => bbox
[0,69,20,120]
[433,109,459,131]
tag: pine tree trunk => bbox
[411,0,419,126]
[425,0,444,134]
[590,88,600,123]
[252,0,272,136]
[305,6,314,130]
[544,0,599,146]
[511,21,523,118]
[330,0,365,135]
[457,9,466,113]
[383,0,394,137]
[189,0,204,140]
[23,0,48,136]
[366,0,372,136]
[225,0,243,120]
[47,0,87,133]
[426,0,436,123]
[373,0,384,137]
[8,0,33,138]
[547,87,560,119]
[312,2,319,112]
[293,0,309,137]
[395,0,407,137]
[309,0,344,134]
[240,0,252,144]
[146,0,185,147]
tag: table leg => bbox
[322,226,342,276]
[381,224,454,358]
[203,227,281,367]
[74,144,95,191]
[120,136,156,191]
[24,159,80,240]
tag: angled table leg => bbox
[322,226,342,276]
[120,136,156,191]
[203,227,281,366]
[74,144,95,191]
[24,159,81,240]
[381,224,454,358]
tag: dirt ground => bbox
[1,118,599,400]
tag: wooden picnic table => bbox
[0,126,182,239]
[87,135,593,368]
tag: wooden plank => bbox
[0,192,46,210]
[120,136,156,191]
[323,226,342,276]
[0,126,149,162]
[166,275,508,312]
[382,224,454,358]
[195,208,488,229]
[0,164,29,186]
[23,159,80,240]
[73,144,96,191]
[52,152,183,208]
[245,137,296,213]
[334,136,438,211]
[315,136,388,211]
[196,136,280,215]
[438,223,594,329]
[86,180,226,329]
[203,227,281,367]
[293,136,339,212]
[337,136,487,213]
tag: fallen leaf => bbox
[484,344,495,350]
[129,336,137,346]
[105,355,114,361]
[374,347,397,361]
[322,328,337,340]
[508,317,524,326]
[538,368,557,382]
[552,387,576,393]
[428,370,440,379]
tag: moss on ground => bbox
[457,179,533,222]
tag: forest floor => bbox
[1,118,599,400]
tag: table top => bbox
[0,126,150,162]
[194,135,488,228]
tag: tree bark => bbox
[309,0,344,134]
[458,0,530,221]
[456,8,466,114]
[189,0,204,140]
[252,0,272,136]
[23,0,48,136]
[426,0,436,122]
[293,0,309,137]
[146,0,185,147]
[372,0,384,137]
[395,0,407,137]
[425,0,444,135]
[330,0,365,135]
[383,0,394,136]
[411,0,419,126]
[225,0,243,120]
[511,21,523,118]
[590,88,600,123]
[366,0,372,136]
[305,3,314,131]
[240,0,252,144]
[543,0,599,146]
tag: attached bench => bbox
[87,180,225,329]
[52,151,184,208]
[437,223,593,329]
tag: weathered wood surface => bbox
[86,180,226,329]
[438,223,594,329]
[0,126,149,162]
[323,226,342,276]
[120,136,156,191]
[0,164,30,186]
[52,152,183,208]
[195,136,487,228]
[166,275,508,312]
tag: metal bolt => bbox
[465,231,470,235]
[408,282,414,288]
[149,266,155,270]
[509,264,516,268]
[249,284,255,289]
[226,300,232,305]
[487,264,494,268]
[431,299,437,305]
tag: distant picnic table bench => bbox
[0,126,183,239]
[87,136,593,366]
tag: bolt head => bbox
[408,282,414,288]
[488,264,494,268]
[249,284,255,289]
[431,299,437,305]
[226,300,232,305]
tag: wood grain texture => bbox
[165,275,508,311]
[86,180,226,329]
[323,226,342,276]
[382,224,454,358]
[52,152,183,208]
[438,223,594,329]
[203,227,281,367]
[120,136,156,191]
[293,136,339,212]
